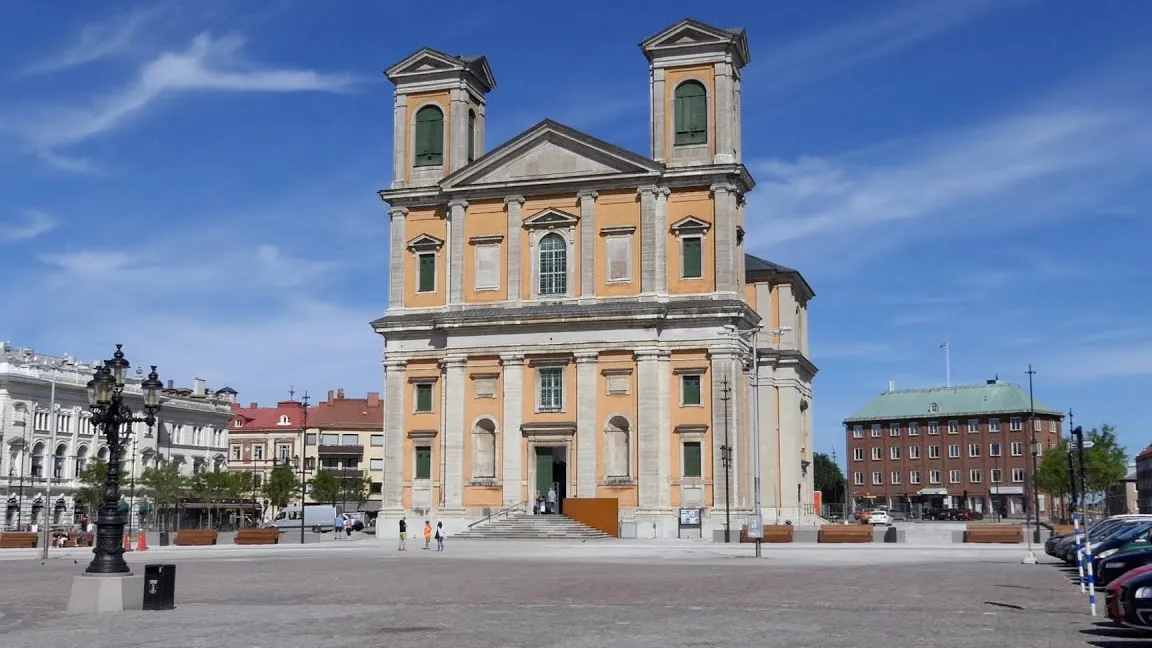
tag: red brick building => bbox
[844,379,1063,517]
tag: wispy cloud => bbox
[0,209,57,241]
[3,32,355,168]
[754,0,1007,94]
[22,5,169,75]
[1047,343,1152,383]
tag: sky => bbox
[1,1,1149,469]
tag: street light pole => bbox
[23,354,74,559]
[719,378,733,542]
[299,391,310,545]
[1026,364,1041,545]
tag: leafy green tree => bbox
[75,460,108,518]
[1037,425,1128,503]
[139,461,188,531]
[338,476,372,509]
[230,471,255,500]
[1035,439,1071,503]
[309,469,342,506]
[262,465,299,509]
[813,453,845,504]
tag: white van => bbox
[267,505,344,533]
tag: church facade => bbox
[372,18,817,537]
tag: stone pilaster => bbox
[655,350,672,509]
[500,353,525,507]
[635,348,663,509]
[441,355,468,513]
[637,186,658,297]
[710,349,741,513]
[650,68,666,162]
[733,75,743,163]
[577,190,598,300]
[382,359,407,514]
[392,94,408,189]
[449,88,469,173]
[574,351,599,497]
[447,199,468,306]
[713,62,735,164]
[654,187,670,295]
[388,207,408,310]
[710,183,739,295]
[504,196,524,304]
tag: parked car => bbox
[1100,546,1152,588]
[1117,569,1152,630]
[1106,563,1152,623]
[1065,518,1152,564]
[1052,517,1145,563]
[1092,523,1152,573]
[868,510,891,526]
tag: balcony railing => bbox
[319,468,363,479]
[318,445,364,456]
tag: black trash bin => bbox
[143,564,176,611]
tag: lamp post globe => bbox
[106,344,130,384]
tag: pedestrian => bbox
[344,516,353,538]
[423,520,432,550]
[398,516,408,551]
[435,521,445,551]
[334,514,343,538]
[546,487,557,514]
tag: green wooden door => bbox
[535,449,554,498]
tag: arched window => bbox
[75,446,89,477]
[538,233,567,296]
[673,80,707,146]
[472,418,497,479]
[605,416,631,478]
[414,105,445,167]
[30,442,45,478]
[467,109,477,163]
[96,446,109,462]
[54,443,67,479]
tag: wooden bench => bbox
[740,525,794,543]
[966,525,1023,544]
[174,530,218,546]
[0,532,39,549]
[818,524,873,544]
[1052,524,1075,536]
[235,528,279,545]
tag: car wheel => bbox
[311,525,322,534]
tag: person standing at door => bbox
[435,521,445,551]
[546,487,557,515]
[398,516,408,551]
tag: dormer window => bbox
[234,420,243,428]
[929,403,939,413]
[277,415,290,426]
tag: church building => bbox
[372,18,817,537]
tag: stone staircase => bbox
[455,514,612,540]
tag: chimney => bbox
[337,388,344,399]
[193,377,206,397]
[888,380,895,393]
[986,379,997,385]
[367,391,380,407]
[327,389,335,402]
[167,379,175,389]
[249,402,258,409]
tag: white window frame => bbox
[991,468,1002,483]
[889,446,900,460]
[889,423,900,437]
[524,209,579,300]
[890,471,901,485]
[871,424,882,438]
[872,472,883,486]
[949,469,961,484]
[1012,468,1026,483]
[1011,442,1023,456]
[678,371,705,407]
[853,448,864,461]
[412,379,437,414]
[929,470,941,484]
[928,445,940,459]
[1010,417,1022,431]
[947,420,959,435]
[854,472,864,485]
[989,418,1001,433]
[948,444,960,458]
[852,425,863,439]
[910,470,921,485]
[968,419,979,433]
[927,421,939,435]
[968,443,980,458]
[908,422,919,436]
[909,445,920,460]
[969,469,982,483]
[536,365,565,413]
[871,447,882,461]
[230,445,241,461]
[989,442,1001,457]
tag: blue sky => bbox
[2,1,1149,467]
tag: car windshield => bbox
[1116,523,1152,542]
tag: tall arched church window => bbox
[673,81,708,146]
[538,233,567,296]
[414,105,445,166]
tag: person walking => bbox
[398,516,408,551]
[343,515,354,538]
[333,514,343,538]
[435,521,445,552]
[423,520,432,550]
[546,486,557,515]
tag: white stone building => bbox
[1,344,237,530]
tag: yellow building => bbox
[372,18,817,537]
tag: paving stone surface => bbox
[0,540,1128,647]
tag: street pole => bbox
[38,358,72,559]
[299,391,310,545]
[1026,365,1041,545]
[750,330,763,558]
[1067,409,1077,515]
[719,378,732,542]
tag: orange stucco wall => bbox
[404,91,450,185]
[593,190,642,297]
[669,350,713,507]
[594,351,638,505]
[462,199,508,303]
[664,66,716,158]
[518,194,580,301]
[463,357,503,509]
[666,189,716,294]
[403,206,447,308]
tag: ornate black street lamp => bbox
[84,344,163,575]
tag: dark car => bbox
[1056,518,1143,563]
[1119,570,1152,630]
[1092,523,1152,575]
[1098,546,1152,587]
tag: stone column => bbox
[382,359,407,514]
[650,68,666,162]
[500,354,525,507]
[713,62,735,164]
[388,207,408,310]
[449,88,469,173]
[577,190,598,300]
[574,351,599,497]
[635,348,662,509]
[392,94,408,189]
[447,199,468,306]
[710,349,740,512]
[637,186,658,297]
[733,75,742,163]
[655,350,672,509]
[505,196,524,304]
[654,187,670,295]
[710,183,739,295]
[442,355,468,513]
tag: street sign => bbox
[1080,440,1095,449]
[746,514,763,539]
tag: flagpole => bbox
[940,341,951,387]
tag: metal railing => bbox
[467,500,529,529]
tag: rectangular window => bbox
[230,445,241,460]
[415,383,434,413]
[680,374,702,406]
[871,447,881,461]
[304,433,317,446]
[949,469,961,484]
[853,448,864,461]
[1010,417,1022,431]
[253,445,264,460]
[872,472,883,485]
[929,470,941,484]
[908,422,919,436]
[871,424,882,438]
[889,423,900,437]
[605,235,632,282]
[968,443,980,458]
[415,446,432,480]
[1011,442,1023,456]
[928,445,940,459]
[1012,468,1026,483]
[474,244,500,290]
[910,470,921,485]
[927,421,939,435]
[968,419,979,433]
[909,446,920,460]
[538,367,564,412]
[370,434,384,447]
[948,420,959,435]
[889,446,900,460]
[683,441,702,477]
[989,443,1001,457]
[681,237,702,278]
[277,444,291,461]
[948,444,960,458]
[891,471,901,485]
[417,253,436,293]
[990,468,1002,483]
[341,434,358,446]
[989,418,1001,433]
[369,458,384,471]
[854,472,864,485]
[852,425,863,439]
[969,469,982,483]
[321,433,339,445]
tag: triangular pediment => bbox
[640,19,750,67]
[440,119,662,189]
[386,48,464,78]
[406,234,444,251]
[670,216,711,234]
[523,208,579,230]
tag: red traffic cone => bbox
[123,533,133,552]
[136,532,148,552]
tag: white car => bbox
[868,510,892,526]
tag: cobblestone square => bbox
[0,542,1127,648]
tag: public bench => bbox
[1052,524,1075,536]
[0,532,39,549]
[235,528,279,545]
[740,524,794,543]
[966,525,1023,544]
[174,530,218,546]
[818,524,873,544]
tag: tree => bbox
[813,452,845,504]
[309,470,342,506]
[75,460,108,519]
[139,461,188,532]
[190,468,235,529]
[1035,439,1071,503]
[230,471,255,501]
[338,476,372,510]
[1036,425,1128,506]
[262,465,299,509]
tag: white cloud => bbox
[22,5,169,75]
[0,209,57,241]
[4,31,355,164]
[1046,343,1152,383]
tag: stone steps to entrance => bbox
[455,514,612,540]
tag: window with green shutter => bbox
[673,81,707,146]
[417,253,435,292]
[683,442,702,477]
[681,236,702,278]
[415,383,433,412]
[414,105,444,167]
[681,374,702,406]
[415,446,432,480]
[467,109,477,162]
